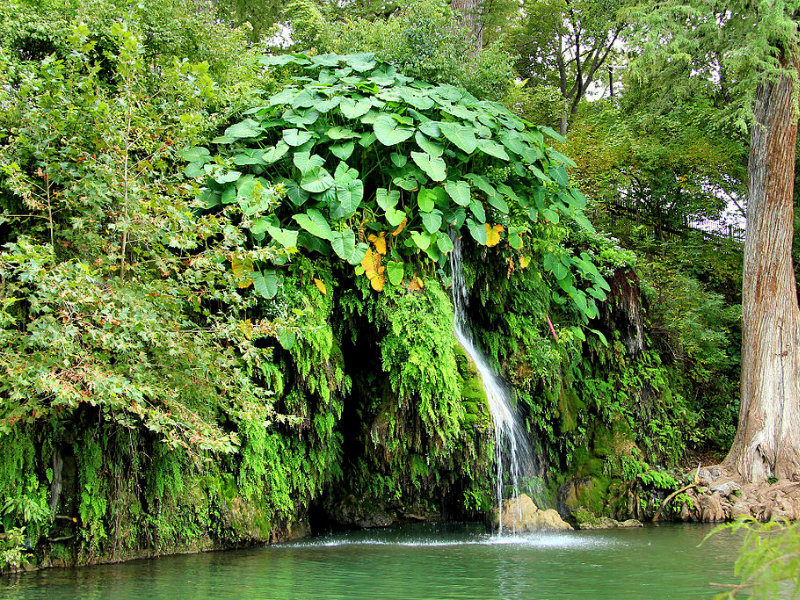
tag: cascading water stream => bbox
[449,236,535,535]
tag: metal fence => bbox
[593,198,746,244]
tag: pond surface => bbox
[1,522,742,600]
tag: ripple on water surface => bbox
[0,523,742,600]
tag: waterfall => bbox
[449,236,535,535]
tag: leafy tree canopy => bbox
[187,52,610,320]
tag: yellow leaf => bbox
[369,232,387,255]
[520,255,531,269]
[231,254,254,287]
[485,223,503,247]
[409,276,425,291]
[392,217,407,236]
[240,319,253,340]
[361,248,375,275]
[314,278,327,295]
[369,273,385,292]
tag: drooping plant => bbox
[184,52,609,322]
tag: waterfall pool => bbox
[1,522,743,599]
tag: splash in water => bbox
[449,236,535,534]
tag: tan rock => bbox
[496,494,573,532]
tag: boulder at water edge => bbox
[495,494,573,532]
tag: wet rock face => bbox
[495,495,573,532]
[598,269,645,357]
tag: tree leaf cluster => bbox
[189,52,608,320]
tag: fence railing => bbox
[592,198,746,244]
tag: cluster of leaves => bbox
[305,0,517,102]
[711,518,800,599]
[0,23,285,453]
[187,51,609,321]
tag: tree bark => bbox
[451,0,483,49]
[724,57,800,483]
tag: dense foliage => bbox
[0,0,750,574]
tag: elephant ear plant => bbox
[184,52,608,321]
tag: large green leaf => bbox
[330,141,355,160]
[340,97,372,119]
[261,142,289,164]
[419,121,441,138]
[268,86,299,106]
[466,218,487,244]
[436,231,454,254]
[293,208,334,240]
[469,199,486,223]
[345,52,377,72]
[376,188,400,210]
[477,138,509,160]
[252,269,279,299]
[417,187,436,212]
[281,178,309,207]
[421,210,443,234]
[386,260,404,285]
[179,146,210,163]
[439,122,477,154]
[548,148,577,167]
[284,128,313,147]
[374,115,414,146]
[410,151,446,182]
[385,207,406,227]
[225,119,262,139]
[314,96,341,113]
[414,131,444,157]
[326,126,360,140]
[410,231,431,250]
[445,180,471,206]
[293,152,325,173]
[300,166,335,193]
[330,179,364,219]
[331,229,368,264]
[499,131,526,155]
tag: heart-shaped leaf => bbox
[300,166,335,193]
[293,208,334,240]
[252,269,279,299]
[421,210,443,234]
[466,219,487,244]
[477,138,509,160]
[377,188,400,210]
[386,260,404,286]
[385,207,406,227]
[410,151,446,182]
[340,97,372,119]
[410,231,431,250]
[293,151,325,173]
[414,131,444,157]
[374,115,414,146]
[332,229,368,264]
[469,199,486,223]
[445,180,471,206]
[439,122,477,154]
[417,187,436,213]
[330,141,355,160]
[225,119,262,139]
[436,232,454,254]
[284,128,313,147]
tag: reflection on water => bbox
[0,523,741,600]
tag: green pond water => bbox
[1,523,743,600]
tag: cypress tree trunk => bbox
[451,0,483,48]
[724,58,800,483]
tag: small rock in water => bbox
[495,494,573,532]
